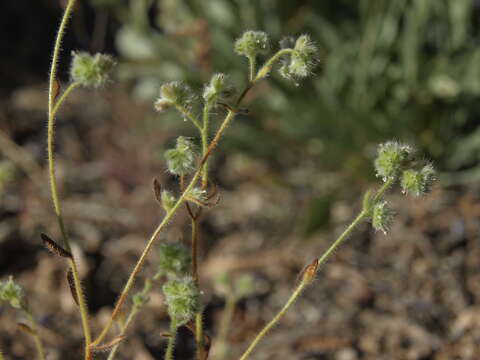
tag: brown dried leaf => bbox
[67,269,79,305]
[41,233,72,259]
[153,178,162,203]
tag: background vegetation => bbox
[1,0,479,359]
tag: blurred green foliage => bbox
[91,0,480,183]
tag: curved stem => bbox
[22,308,46,360]
[176,105,203,132]
[214,295,238,360]
[238,178,396,360]
[254,48,293,82]
[51,82,81,118]
[47,1,92,358]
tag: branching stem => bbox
[238,177,395,360]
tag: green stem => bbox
[214,295,237,360]
[238,178,395,360]
[238,281,307,360]
[165,322,178,360]
[176,105,203,132]
[47,1,92,358]
[201,102,211,189]
[51,82,81,118]
[254,48,294,83]
[106,306,140,360]
[93,110,237,347]
[248,56,256,82]
[22,308,46,360]
[195,312,204,360]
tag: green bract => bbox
[374,141,413,181]
[70,52,115,88]
[234,31,269,59]
[157,243,192,280]
[162,277,199,326]
[0,276,23,309]
[164,136,196,176]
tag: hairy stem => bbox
[47,1,92,358]
[93,109,236,346]
[254,48,293,82]
[22,307,46,360]
[106,306,139,360]
[201,102,211,189]
[248,56,256,82]
[238,178,395,360]
[165,322,178,360]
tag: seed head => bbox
[401,164,436,196]
[372,201,394,234]
[374,141,414,181]
[164,136,196,176]
[157,243,192,280]
[0,276,23,309]
[234,31,270,59]
[70,52,115,88]
[162,277,200,326]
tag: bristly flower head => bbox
[374,141,414,181]
[70,52,115,88]
[155,81,196,112]
[164,136,196,176]
[279,34,318,81]
[156,243,192,280]
[162,277,200,326]
[0,276,23,309]
[372,201,394,234]
[203,73,233,103]
[234,31,269,59]
[401,164,436,196]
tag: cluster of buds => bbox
[70,51,115,88]
[156,243,192,280]
[279,35,318,81]
[162,277,199,327]
[154,81,196,113]
[203,73,233,104]
[0,276,23,309]
[164,136,196,176]
[368,141,436,234]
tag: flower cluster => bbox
[156,243,192,280]
[0,276,23,309]
[70,52,115,88]
[368,141,436,234]
[162,277,199,326]
[164,136,196,176]
[234,31,269,59]
[279,35,318,80]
